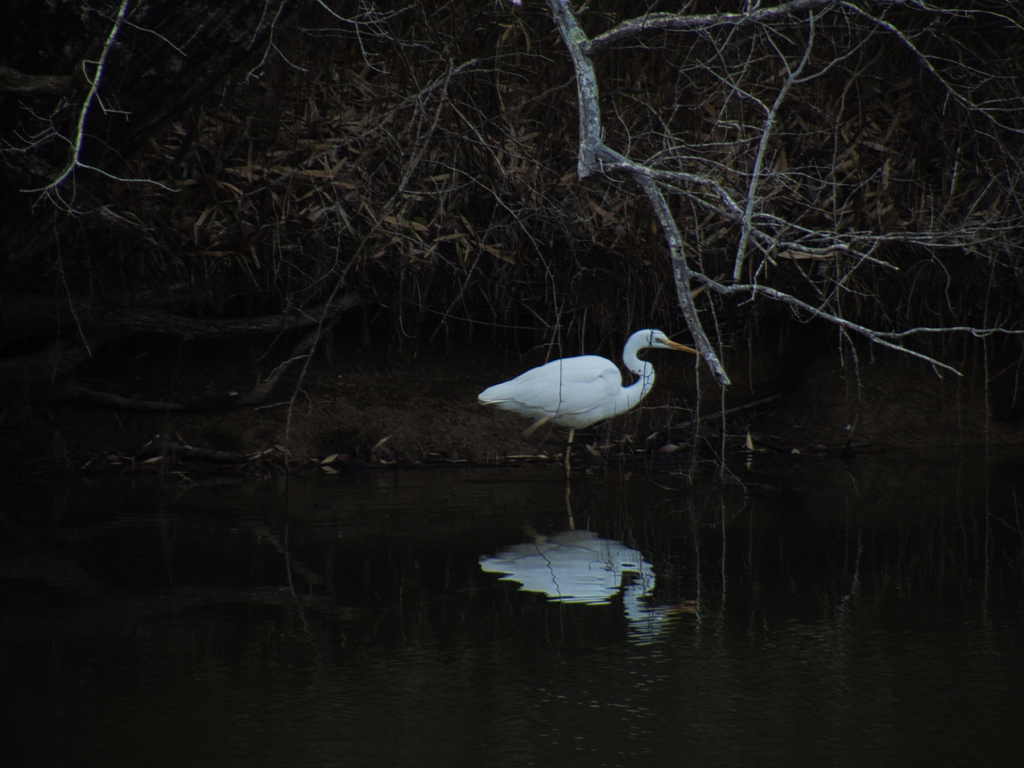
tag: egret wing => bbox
[479,355,623,426]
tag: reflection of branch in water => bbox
[839,529,863,609]
[253,522,333,641]
[253,525,328,588]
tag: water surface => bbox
[2,454,1023,767]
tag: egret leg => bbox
[564,427,575,478]
[522,415,551,439]
[565,479,575,530]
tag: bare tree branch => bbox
[546,0,731,385]
[583,0,834,55]
[22,0,133,198]
[542,0,1024,384]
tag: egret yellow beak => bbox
[663,340,697,353]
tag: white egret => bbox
[478,329,696,471]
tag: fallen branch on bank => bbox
[0,292,362,412]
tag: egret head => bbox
[640,330,697,354]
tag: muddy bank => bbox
[1,331,1021,478]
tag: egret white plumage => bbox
[478,329,696,470]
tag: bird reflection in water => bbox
[480,527,693,644]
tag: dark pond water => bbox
[2,452,1023,767]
